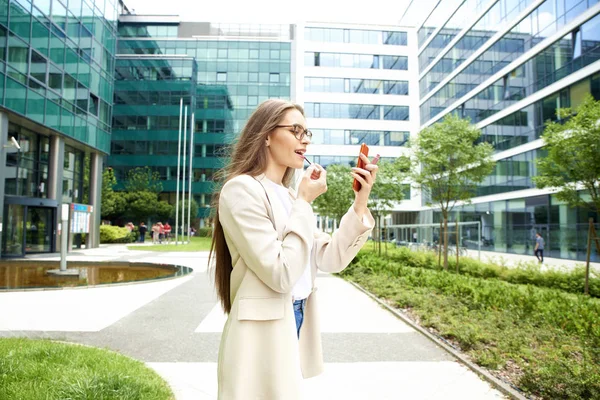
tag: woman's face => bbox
[267,109,311,170]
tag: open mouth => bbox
[294,150,305,158]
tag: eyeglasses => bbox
[275,124,313,141]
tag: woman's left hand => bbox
[351,153,378,219]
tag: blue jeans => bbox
[293,299,307,339]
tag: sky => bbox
[121,0,431,27]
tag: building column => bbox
[0,112,9,257]
[87,153,103,248]
[48,135,64,252]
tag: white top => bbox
[265,179,312,301]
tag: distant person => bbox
[126,222,134,232]
[534,232,545,263]
[163,222,172,243]
[138,222,147,243]
[413,231,418,243]
[151,223,160,244]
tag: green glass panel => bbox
[5,77,26,114]
[9,1,31,41]
[61,107,74,137]
[31,17,50,56]
[65,47,78,76]
[46,98,60,129]
[0,0,8,25]
[26,88,45,123]
[49,33,65,65]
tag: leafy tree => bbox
[124,191,173,223]
[171,198,200,223]
[101,167,126,220]
[366,159,408,255]
[533,94,600,294]
[407,114,495,269]
[124,166,163,194]
[534,94,600,216]
[312,164,354,224]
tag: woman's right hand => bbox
[298,164,327,203]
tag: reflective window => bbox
[305,52,406,70]
[305,28,407,45]
[304,77,408,95]
[305,103,381,119]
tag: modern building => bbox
[0,0,121,257]
[405,0,600,260]
[110,17,292,225]
[296,22,420,214]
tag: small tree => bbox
[124,166,163,194]
[367,159,408,256]
[124,191,173,223]
[533,94,600,294]
[101,167,126,220]
[312,164,354,227]
[408,114,495,269]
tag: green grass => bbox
[0,338,174,400]
[341,247,600,399]
[127,236,212,252]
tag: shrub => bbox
[358,245,600,297]
[99,225,136,243]
[341,253,600,399]
[196,227,212,238]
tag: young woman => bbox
[209,99,378,399]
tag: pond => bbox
[0,261,192,290]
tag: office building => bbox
[0,0,121,257]
[409,0,600,260]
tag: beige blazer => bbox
[217,173,374,400]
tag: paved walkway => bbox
[462,248,600,272]
[1,245,505,399]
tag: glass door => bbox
[26,207,53,253]
[2,204,25,256]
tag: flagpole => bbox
[181,106,188,244]
[174,98,183,245]
[187,112,194,244]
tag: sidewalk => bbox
[0,245,506,399]
[463,248,600,272]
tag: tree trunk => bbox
[443,215,449,270]
[438,219,442,267]
[378,216,382,257]
[585,217,593,295]
[456,219,459,273]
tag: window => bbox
[30,51,47,84]
[216,72,227,82]
[269,73,279,83]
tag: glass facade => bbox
[421,0,600,124]
[431,193,599,262]
[305,52,408,70]
[309,129,409,146]
[305,27,407,46]
[110,23,291,218]
[0,0,118,153]
[411,0,600,260]
[305,77,409,95]
[305,102,409,120]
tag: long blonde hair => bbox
[209,99,304,313]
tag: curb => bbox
[347,280,530,400]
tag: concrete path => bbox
[1,245,506,399]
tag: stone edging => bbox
[348,280,530,400]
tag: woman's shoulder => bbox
[220,174,264,205]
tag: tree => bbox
[366,159,408,256]
[533,94,600,216]
[124,166,163,194]
[407,113,495,269]
[533,94,600,294]
[124,191,173,223]
[101,167,126,220]
[171,198,200,226]
[312,164,354,224]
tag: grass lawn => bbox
[341,245,600,399]
[0,338,173,400]
[128,236,212,252]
